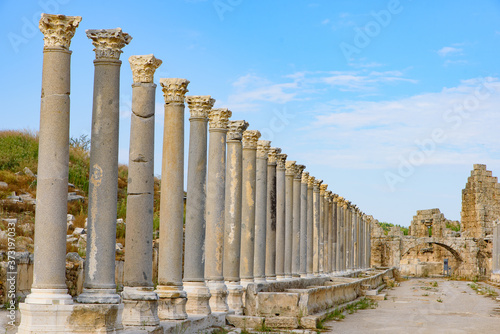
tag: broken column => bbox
[254,140,271,283]
[275,153,288,281]
[224,120,248,314]
[240,129,261,287]
[299,171,309,277]
[184,95,215,315]
[313,179,322,275]
[306,176,315,277]
[78,27,132,304]
[265,147,281,281]
[284,160,296,278]
[206,108,231,313]
[156,78,190,320]
[292,164,305,277]
[122,54,162,326]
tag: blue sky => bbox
[1,0,500,226]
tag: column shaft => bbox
[254,140,270,282]
[292,165,304,276]
[299,172,309,277]
[275,154,287,280]
[306,177,315,276]
[265,148,280,280]
[312,180,322,275]
[284,161,296,278]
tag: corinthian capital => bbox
[39,13,81,50]
[313,179,323,191]
[285,161,296,176]
[294,164,305,179]
[301,171,309,183]
[242,130,261,149]
[276,153,287,169]
[320,183,328,195]
[267,147,281,165]
[308,175,315,188]
[129,54,162,83]
[325,190,332,200]
[186,95,215,119]
[227,120,249,141]
[160,78,190,104]
[257,140,271,158]
[209,108,232,130]
[86,28,132,60]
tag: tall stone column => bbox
[325,191,332,274]
[224,120,248,314]
[306,176,315,277]
[313,179,322,275]
[183,95,215,315]
[347,203,353,270]
[265,148,281,281]
[206,108,231,313]
[123,55,162,326]
[338,198,346,271]
[78,28,132,304]
[292,164,305,276]
[359,212,365,268]
[299,171,309,277]
[275,153,288,280]
[284,160,296,278]
[254,140,270,283]
[352,206,358,270]
[367,217,372,268]
[319,184,327,274]
[240,130,261,287]
[156,78,190,320]
[331,194,338,271]
[24,13,80,308]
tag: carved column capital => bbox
[257,140,271,158]
[227,120,249,141]
[39,13,81,50]
[208,108,232,130]
[325,190,332,201]
[129,54,162,83]
[267,147,281,165]
[276,153,288,169]
[294,164,305,180]
[186,95,215,119]
[242,130,261,149]
[308,175,315,188]
[313,179,323,191]
[301,171,309,184]
[320,183,328,195]
[285,161,297,176]
[160,78,190,104]
[86,28,132,60]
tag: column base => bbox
[184,281,211,316]
[240,278,253,289]
[253,277,267,283]
[76,288,121,304]
[25,288,73,305]
[206,280,228,313]
[299,273,308,278]
[306,273,314,277]
[225,281,243,315]
[265,276,276,281]
[275,275,287,281]
[491,272,500,283]
[18,302,123,333]
[155,285,188,320]
[122,287,160,326]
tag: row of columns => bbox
[22,13,373,333]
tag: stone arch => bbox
[401,237,463,263]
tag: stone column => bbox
[24,13,81,307]
[332,194,338,271]
[299,171,309,277]
[325,191,332,274]
[183,95,215,315]
[319,184,327,274]
[359,212,365,268]
[240,130,261,287]
[123,55,162,326]
[206,108,232,313]
[292,164,305,277]
[284,160,296,279]
[492,223,500,280]
[254,140,270,283]
[367,217,372,268]
[338,198,346,271]
[313,179,322,275]
[347,203,353,270]
[352,206,358,270]
[275,153,288,281]
[306,176,315,277]
[224,120,248,314]
[78,28,132,304]
[156,78,190,320]
[265,148,281,281]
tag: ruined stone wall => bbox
[461,164,500,238]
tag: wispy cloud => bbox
[437,46,463,57]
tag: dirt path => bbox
[324,278,500,334]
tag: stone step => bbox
[367,293,386,301]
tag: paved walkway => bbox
[325,277,500,334]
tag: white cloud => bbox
[437,46,463,57]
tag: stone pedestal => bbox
[25,14,81,310]
[206,108,231,313]
[224,120,248,314]
[306,176,315,277]
[275,153,288,280]
[78,27,132,304]
[156,78,190,320]
[284,160,296,279]
[240,130,261,287]
[122,54,162,327]
[265,148,280,281]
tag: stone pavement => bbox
[324,277,500,334]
